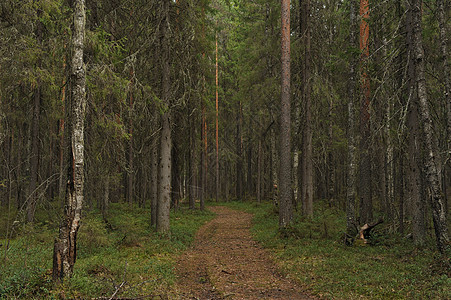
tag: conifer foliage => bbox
[0,0,449,287]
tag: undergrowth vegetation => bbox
[1,200,449,299]
[220,200,450,300]
[0,203,213,299]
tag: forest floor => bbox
[174,206,314,299]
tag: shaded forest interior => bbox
[0,0,450,298]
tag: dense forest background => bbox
[0,0,449,298]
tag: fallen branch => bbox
[359,218,384,243]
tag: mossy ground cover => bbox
[219,200,450,300]
[0,203,213,299]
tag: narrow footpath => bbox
[175,206,314,299]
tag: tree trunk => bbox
[26,83,41,223]
[215,35,220,203]
[58,56,67,201]
[53,0,86,281]
[385,91,394,223]
[102,175,109,219]
[271,127,278,205]
[437,0,450,216]
[358,0,372,225]
[301,0,313,217]
[279,0,293,229]
[236,102,243,200]
[200,104,206,210]
[410,0,449,253]
[189,108,196,210]
[157,0,172,234]
[345,0,358,243]
[26,11,43,223]
[150,124,159,227]
[406,6,426,246]
[257,140,262,203]
[126,78,134,206]
[247,144,253,196]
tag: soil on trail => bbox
[175,206,313,300]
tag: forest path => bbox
[174,206,314,300]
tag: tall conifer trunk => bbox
[26,10,43,223]
[406,5,425,246]
[279,0,293,228]
[157,0,172,234]
[345,0,358,242]
[437,0,450,214]
[215,35,220,202]
[301,0,313,217]
[409,0,449,253]
[358,0,372,225]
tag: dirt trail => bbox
[175,206,313,300]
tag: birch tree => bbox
[53,0,87,281]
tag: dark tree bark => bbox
[300,0,313,217]
[257,140,262,203]
[436,0,450,149]
[200,104,206,210]
[126,78,134,206]
[406,6,426,246]
[409,0,449,253]
[236,102,243,200]
[53,0,87,281]
[26,11,43,223]
[26,83,41,223]
[437,0,450,215]
[279,0,293,229]
[150,123,159,227]
[189,107,196,210]
[157,0,172,234]
[215,36,220,203]
[345,0,358,243]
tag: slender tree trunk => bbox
[398,152,405,234]
[215,35,220,202]
[200,104,206,210]
[127,73,134,206]
[405,6,426,246]
[410,0,449,253]
[407,99,426,246]
[346,0,358,242]
[26,11,43,223]
[358,0,372,225]
[58,55,67,200]
[301,0,313,217]
[257,140,262,203]
[150,124,159,227]
[271,127,278,205]
[236,102,243,200]
[26,83,41,223]
[328,94,335,204]
[437,0,450,215]
[53,0,86,281]
[436,0,450,147]
[157,0,172,234]
[171,138,180,211]
[247,144,253,196]
[385,89,394,223]
[279,0,293,228]
[189,109,196,209]
[102,175,109,219]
